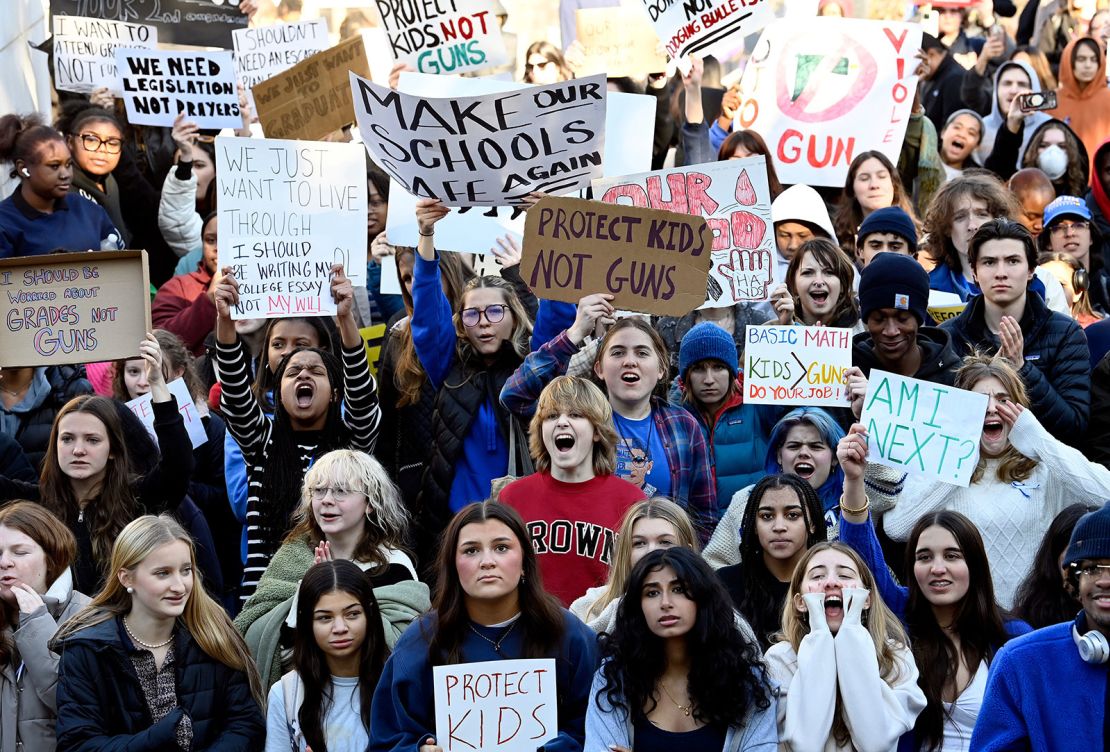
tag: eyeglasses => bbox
[310,487,359,501]
[1074,563,1110,580]
[1050,221,1090,235]
[460,304,508,327]
[77,133,122,154]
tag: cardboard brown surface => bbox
[575,6,668,78]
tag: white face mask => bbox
[1037,144,1069,180]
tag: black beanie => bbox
[858,253,930,325]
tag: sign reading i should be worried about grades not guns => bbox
[641,0,774,59]
[116,49,241,130]
[375,0,508,75]
[351,72,607,207]
[434,659,557,752]
[216,137,368,320]
[521,195,711,317]
[52,15,158,95]
[860,370,989,488]
[743,325,852,407]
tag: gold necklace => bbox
[659,680,692,717]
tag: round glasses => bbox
[310,487,358,502]
[1049,221,1090,235]
[460,304,507,327]
[77,133,123,154]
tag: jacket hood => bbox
[1091,138,1110,222]
[771,184,838,245]
[978,60,1049,167]
[1056,37,1107,102]
[1021,118,1090,186]
[852,326,961,378]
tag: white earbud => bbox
[21,168,30,178]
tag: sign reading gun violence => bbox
[52,16,158,95]
[594,157,776,306]
[116,49,241,130]
[734,18,922,186]
[216,137,368,319]
[433,659,557,752]
[521,196,711,317]
[641,0,774,59]
[50,0,246,48]
[351,72,607,207]
[860,370,988,488]
[0,250,150,367]
[743,325,853,407]
[374,0,508,75]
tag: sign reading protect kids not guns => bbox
[374,0,509,75]
[734,18,922,187]
[641,0,774,59]
[860,370,989,488]
[433,659,557,752]
[0,250,151,368]
[743,325,852,407]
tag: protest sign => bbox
[233,18,330,112]
[50,0,246,48]
[52,15,157,95]
[594,157,776,306]
[927,303,966,324]
[0,250,150,368]
[216,137,368,319]
[351,71,607,208]
[254,35,372,141]
[743,325,852,406]
[575,6,667,77]
[641,0,774,59]
[126,378,207,448]
[374,0,508,76]
[434,659,557,752]
[521,195,711,317]
[860,370,988,487]
[734,18,922,186]
[117,49,240,130]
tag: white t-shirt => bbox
[938,659,988,752]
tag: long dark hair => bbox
[428,502,565,665]
[1012,504,1086,629]
[251,317,336,409]
[903,512,1012,752]
[599,547,770,726]
[735,474,826,650]
[293,560,387,752]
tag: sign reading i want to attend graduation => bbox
[52,15,158,95]
[351,72,608,207]
[743,325,853,407]
[50,0,247,48]
[860,370,989,488]
[640,0,775,59]
[215,137,368,320]
[116,49,241,130]
[233,18,330,109]
[374,0,509,75]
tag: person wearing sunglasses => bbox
[521,41,574,84]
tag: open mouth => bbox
[319,512,341,524]
[824,594,844,618]
[620,372,641,384]
[928,579,953,589]
[553,433,576,453]
[808,290,829,307]
[950,138,966,152]
[983,419,1005,441]
[793,461,815,479]
[295,382,314,408]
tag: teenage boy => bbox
[854,206,918,267]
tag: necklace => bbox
[659,680,692,717]
[123,617,174,650]
[468,619,519,655]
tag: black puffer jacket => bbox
[1,366,92,471]
[852,326,963,387]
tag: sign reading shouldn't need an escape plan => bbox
[116,49,241,130]
[52,16,158,95]
[374,0,509,75]
[233,18,331,111]
[743,325,853,407]
[215,137,368,320]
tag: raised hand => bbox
[998,315,1024,367]
[568,293,617,345]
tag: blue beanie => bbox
[856,206,918,249]
[678,322,738,380]
[858,253,930,325]
[1064,505,1110,567]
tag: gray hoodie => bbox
[975,59,1051,169]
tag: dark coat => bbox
[3,366,93,471]
[1086,351,1110,467]
[852,326,963,387]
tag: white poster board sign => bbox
[233,18,330,112]
[116,49,241,129]
[52,15,157,95]
[126,378,207,449]
[640,0,774,59]
[743,325,852,406]
[374,0,508,75]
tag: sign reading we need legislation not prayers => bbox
[641,0,774,59]
[375,0,508,75]
[594,157,776,307]
[743,325,853,406]
[233,18,330,111]
[433,659,557,752]
[0,250,151,368]
[116,49,241,129]
[52,15,158,95]
[860,370,989,488]
[734,17,922,186]
[216,137,368,319]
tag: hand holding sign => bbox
[770,284,795,325]
[416,198,451,242]
[330,264,354,319]
[420,738,443,752]
[837,425,868,482]
[844,366,869,419]
[568,293,617,346]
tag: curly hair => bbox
[1021,122,1088,198]
[922,173,1021,272]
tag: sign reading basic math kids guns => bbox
[640,0,774,59]
[743,325,853,407]
[734,17,922,187]
[433,659,557,752]
[374,0,509,75]
[521,195,712,317]
[0,250,151,368]
[860,370,989,488]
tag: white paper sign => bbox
[743,325,852,406]
[860,370,988,488]
[216,136,368,319]
[116,49,242,129]
[126,378,207,449]
[233,19,330,112]
[52,16,158,95]
[641,0,775,59]
[433,659,558,752]
[374,0,509,75]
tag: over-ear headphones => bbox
[1072,613,1110,664]
[20,168,30,178]
[1074,267,1090,295]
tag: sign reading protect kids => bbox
[374,0,509,75]
[743,325,852,407]
[860,370,989,488]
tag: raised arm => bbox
[409,199,457,390]
[136,333,195,514]
[331,263,381,452]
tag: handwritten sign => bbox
[126,378,207,448]
[734,18,922,187]
[521,195,711,317]
[52,16,157,95]
[0,250,151,368]
[233,19,330,112]
[351,72,607,207]
[860,370,988,487]
[216,137,368,319]
[743,325,852,406]
[116,49,241,130]
[375,0,508,75]
[433,659,557,752]
[575,6,668,77]
[594,158,776,306]
[641,0,774,59]
[50,0,246,48]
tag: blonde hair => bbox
[528,376,619,476]
[954,354,1037,484]
[55,515,265,708]
[454,276,533,362]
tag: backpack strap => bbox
[281,672,304,751]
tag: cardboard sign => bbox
[575,6,668,77]
[117,49,241,130]
[351,72,608,207]
[374,0,508,75]
[52,16,157,95]
[743,325,852,406]
[860,370,988,487]
[594,158,776,306]
[254,35,372,141]
[521,195,711,316]
[0,250,151,368]
[641,0,774,59]
[734,18,922,186]
[126,378,207,449]
[233,19,330,112]
[433,659,557,752]
[216,136,368,319]
[50,0,246,48]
